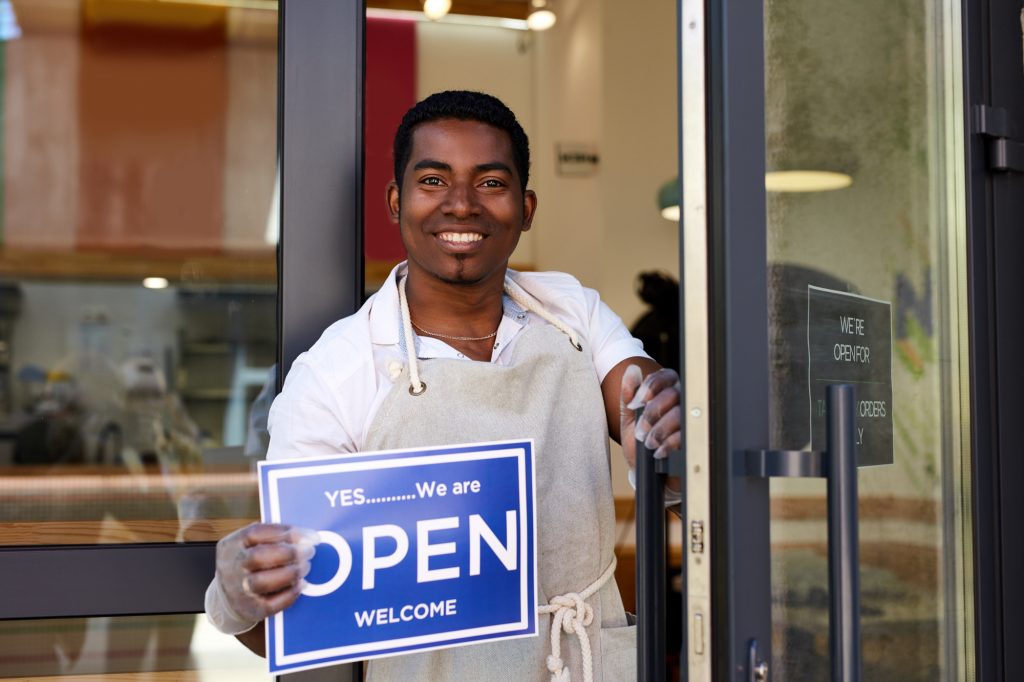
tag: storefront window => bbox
[0,0,277,546]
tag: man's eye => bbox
[481,179,505,188]
[421,177,443,186]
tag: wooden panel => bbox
[771,495,940,524]
[0,248,275,282]
[0,518,251,545]
[8,674,201,682]
[76,21,228,251]
[368,0,529,20]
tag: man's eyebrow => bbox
[412,159,451,172]
[475,162,513,174]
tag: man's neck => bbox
[404,265,507,338]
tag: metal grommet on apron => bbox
[360,276,634,682]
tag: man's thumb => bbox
[620,364,644,409]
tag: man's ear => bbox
[386,181,400,224]
[521,189,538,232]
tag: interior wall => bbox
[530,0,605,291]
[416,20,538,266]
[530,0,679,495]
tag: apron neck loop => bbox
[397,274,583,396]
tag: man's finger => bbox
[262,580,308,616]
[644,405,682,451]
[637,384,682,434]
[243,562,310,597]
[239,523,297,548]
[627,368,679,409]
[241,541,314,572]
[653,429,682,460]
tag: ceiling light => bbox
[764,170,853,193]
[657,177,680,222]
[143,277,169,289]
[527,0,556,30]
[422,0,452,21]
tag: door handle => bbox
[635,409,685,682]
[744,383,862,682]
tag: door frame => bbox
[0,0,366,621]
[678,0,773,678]
[962,0,1024,679]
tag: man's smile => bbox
[437,231,484,244]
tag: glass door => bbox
[678,0,974,679]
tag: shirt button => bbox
[516,313,526,320]
[457,352,465,358]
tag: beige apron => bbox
[361,280,636,682]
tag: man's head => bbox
[392,90,530,195]
[385,92,537,288]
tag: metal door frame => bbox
[963,0,1024,679]
[678,0,772,679]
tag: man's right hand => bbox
[214,522,318,626]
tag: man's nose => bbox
[442,181,480,218]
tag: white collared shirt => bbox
[266,263,650,460]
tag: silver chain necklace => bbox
[410,319,499,342]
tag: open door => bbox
[674,0,976,679]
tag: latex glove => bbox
[620,365,682,467]
[207,522,318,634]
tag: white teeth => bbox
[439,232,483,243]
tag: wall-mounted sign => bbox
[807,286,894,466]
[556,143,600,177]
[259,440,537,675]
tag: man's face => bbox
[387,118,537,286]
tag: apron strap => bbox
[397,275,583,396]
[536,555,618,682]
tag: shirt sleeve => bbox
[266,356,359,460]
[579,285,651,382]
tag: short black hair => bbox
[393,90,530,193]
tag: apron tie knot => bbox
[538,556,617,682]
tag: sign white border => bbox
[258,439,538,675]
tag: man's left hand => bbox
[620,365,682,491]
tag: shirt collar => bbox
[368,261,405,346]
[368,261,531,351]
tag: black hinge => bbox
[975,104,1024,173]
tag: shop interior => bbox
[0,0,966,679]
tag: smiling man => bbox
[206,91,681,681]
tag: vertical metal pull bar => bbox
[826,384,862,682]
[636,407,667,682]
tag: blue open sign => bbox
[258,440,537,675]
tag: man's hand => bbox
[619,364,682,492]
[213,523,318,628]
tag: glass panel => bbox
[0,0,278,545]
[763,0,971,679]
[0,615,268,679]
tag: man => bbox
[206,91,681,680]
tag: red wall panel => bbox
[364,18,416,263]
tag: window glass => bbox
[763,0,972,677]
[0,0,278,546]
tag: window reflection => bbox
[0,0,278,546]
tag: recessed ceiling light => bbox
[143,277,169,289]
[422,0,452,21]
